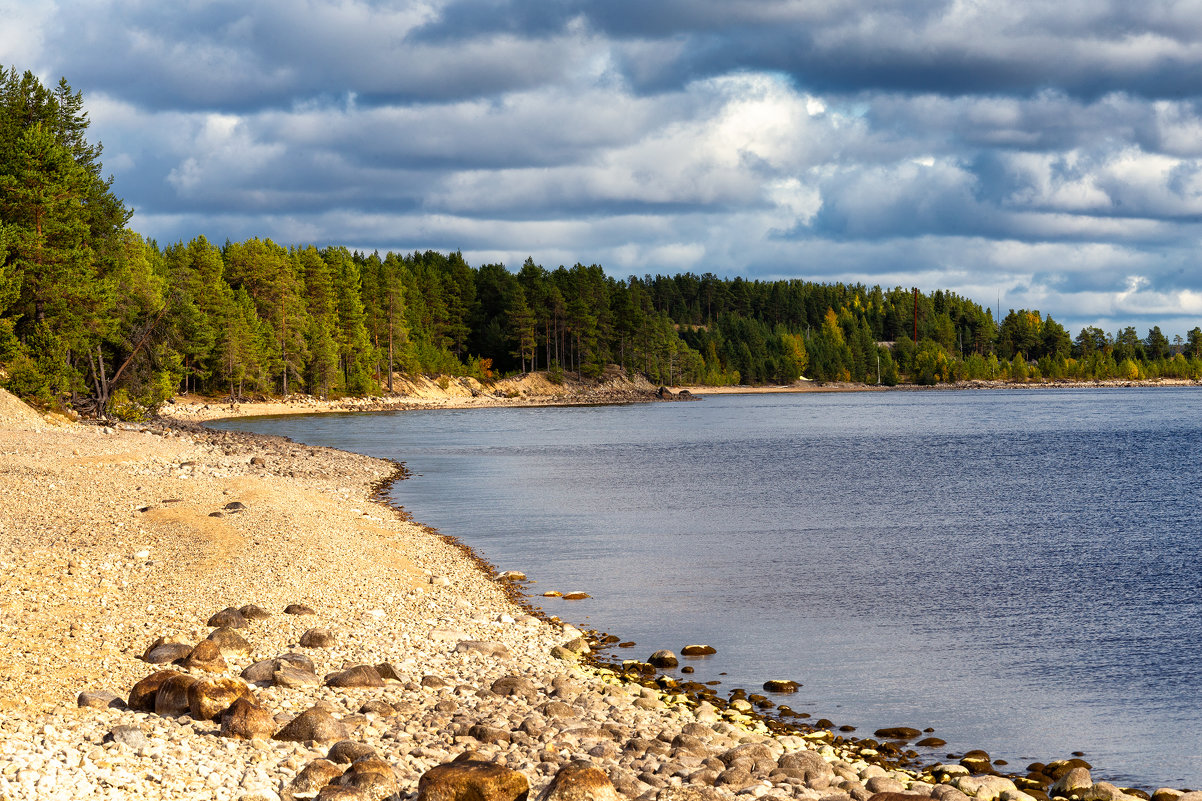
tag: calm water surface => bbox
[214,388,1202,789]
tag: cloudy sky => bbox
[7,0,1202,335]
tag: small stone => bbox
[496,571,527,581]
[455,640,510,658]
[105,725,148,749]
[1049,768,1093,799]
[539,761,622,801]
[562,592,590,600]
[300,627,336,648]
[874,727,921,740]
[284,603,316,615]
[491,675,538,700]
[250,456,266,467]
[374,662,402,682]
[224,501,247,511]
[360,700,397,717]
[680,645,716,656]
[143,641,193,664]
[290,759,345,796]
[274,665,322,689]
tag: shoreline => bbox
[0,386,1187,801]
[191,388,1185,794]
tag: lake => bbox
[213,387,1202,789]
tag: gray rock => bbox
[648,650,678,668]
[77,689,123,709]
[778,749,834,790]
[142,640,193,664]
[455,640,510,658]
[491,675,538,701]
[154,673,199,717]
[275,664,322,688]
[105,725,148,749]
[284,603,316,615]
[290,759,345,796]
[1049,768,1093,799]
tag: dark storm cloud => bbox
[18,0,1202,332]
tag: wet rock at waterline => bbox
[648,650,679,668]
[680,645,716,656]
[762,680,799,693]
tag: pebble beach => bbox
[0,387,1191,801]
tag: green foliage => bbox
[4,69,1202,404]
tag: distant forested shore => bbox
[3,68,1201,419]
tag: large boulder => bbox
[274,706,350,744]
[180,640,228,673]
[220,697,276,740]
[188,677,254,721]
[206,627,253,658]
[299,627,336,648]
[335,755,399,801]
[207,607,248,629]
[417,758,530,801]
[128,670,178,711]
[539,761,621,801]
[777,749,834,790]
[154,673,199,717]
[325,665,384,688]
[1049,769,1093,799]
[289,759,346,797]
[648,650,678,668]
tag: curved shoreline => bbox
[198,396,1182,796]
[0,386,1188,800]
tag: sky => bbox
[6,0,1202,336]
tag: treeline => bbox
[4,69,1202,417]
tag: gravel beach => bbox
[0,387,1184,801]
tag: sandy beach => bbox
[0,385,1184,801]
